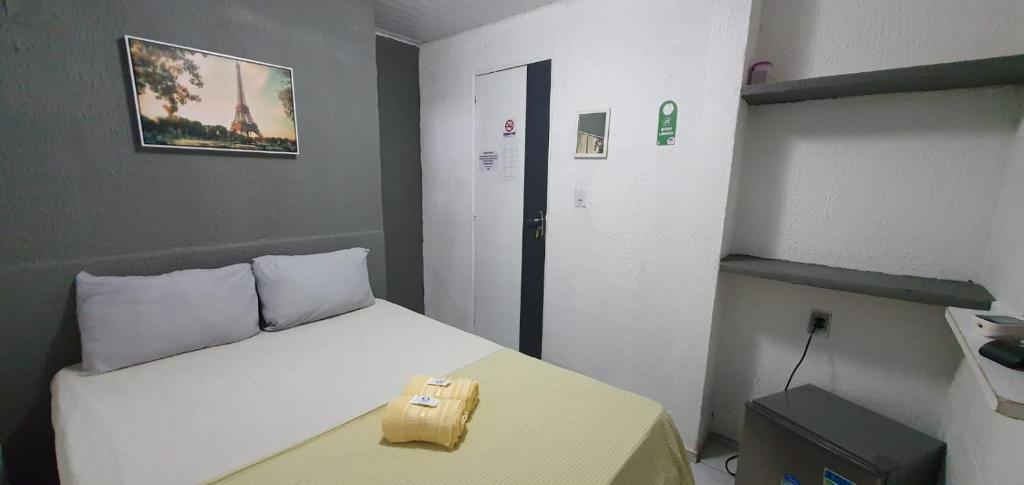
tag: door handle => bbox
[526,210,545,239]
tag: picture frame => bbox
[575,110,610,159]
[124,35,299,155]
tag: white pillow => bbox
[75,263,259,374]
[252,248,375,331]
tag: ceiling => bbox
[375,0,560,44]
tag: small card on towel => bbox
[426,377,451,387]
[409,395,440,407]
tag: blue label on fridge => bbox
[824,468,855,485]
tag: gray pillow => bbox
[75,263,259,375]
[252,247,375,331]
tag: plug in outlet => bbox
[808,310,831,337]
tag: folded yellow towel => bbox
[402,376,480,413]
[380,396,468,449]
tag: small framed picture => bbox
[575,110,610,159]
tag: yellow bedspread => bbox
[210,349,694,485]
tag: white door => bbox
[473,66,528,350]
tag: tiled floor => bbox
[691,438,737,485]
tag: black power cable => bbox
[721,318,826,478]
[785,332,815,392]
[724,454,738,476]
[785,318,825,392]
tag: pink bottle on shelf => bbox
[748,61,774,85]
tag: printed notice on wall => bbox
[501,118,518,179]
[501,136,518,179]
[478,151,498,172]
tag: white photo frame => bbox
[574,110,610,159]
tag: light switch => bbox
[574,188,587,208]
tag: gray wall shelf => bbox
[742,54,1024,105]
[720,254,995,310]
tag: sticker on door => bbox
[503,118,516,135]
[501,118,518,179]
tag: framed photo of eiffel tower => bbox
[124,36,299,154]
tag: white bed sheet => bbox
[51,299,501,485]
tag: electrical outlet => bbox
[808,310,831,337]
[574,188,587,208]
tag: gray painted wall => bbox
[376,36,425,313]
[0,1,384,482]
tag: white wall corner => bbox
[698,0,763,449]
[981,91,1024,315]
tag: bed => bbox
[52,299,693,484]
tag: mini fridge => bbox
[736,385,945,485]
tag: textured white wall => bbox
[755,0,1024,80]
[710,274,961,441]
[730,88,1019,280]
[711,3,1024,481]
[419,0,754,451]
[940,360,1024,483]
[983,115,1024,313]
[940,102,1024,485]
[733,0,1024,279]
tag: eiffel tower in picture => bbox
[229,62,262,139]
